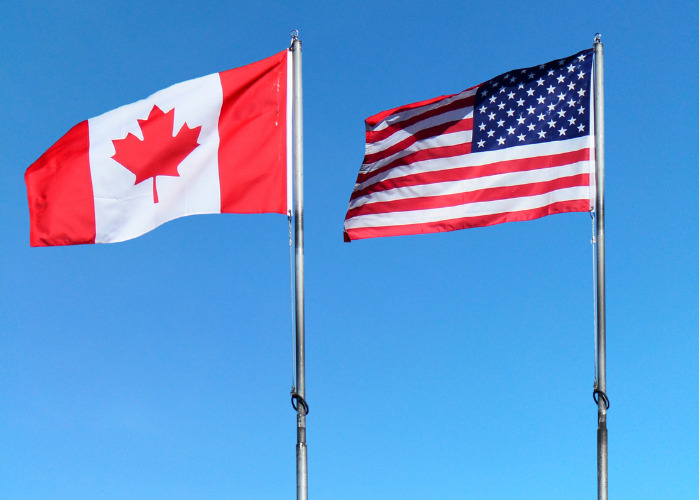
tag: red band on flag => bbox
[25,121,96,246]
[219,51,288,215]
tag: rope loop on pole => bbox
[291,392,309,415]
[593,389,610,409]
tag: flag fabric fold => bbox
[26,49,291,246]
[344,49,595,241]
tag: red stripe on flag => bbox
[346,173,589,219]
[362,118,473,166]
[218,50,288,214]
[344,199,591,241]
[366,94,476,144]
[365,92,462,127]
[351,148,590,202]
[25,121,96,246]
[355,143,472,185]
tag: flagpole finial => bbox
[594,33,602,44]
[290,30,301,49]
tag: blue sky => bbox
[2,2,697,499]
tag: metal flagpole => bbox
[593,33,608,500]
[290,31,308,500]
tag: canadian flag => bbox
[25,50,291,246]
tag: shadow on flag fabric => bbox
[25,50,292,247]
[343,49,595,242]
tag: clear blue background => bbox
[2,2,697,499]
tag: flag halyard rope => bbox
[288,210,297,391]
[590,210,598,384]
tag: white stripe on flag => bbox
[348,161,590,210]
[361,130,474,174]
[371,87,478,132]
[365,107,475,155]
[344,186,589,230]
[357,135,590,191]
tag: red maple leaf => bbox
[111,105,202,203]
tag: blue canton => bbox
[472,49,593,152]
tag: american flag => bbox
[344,49,595,241]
